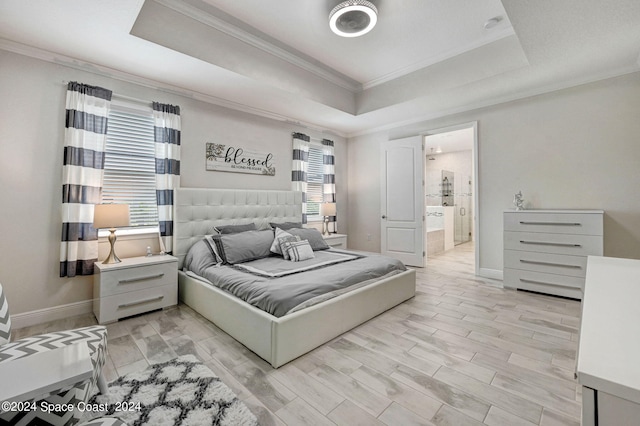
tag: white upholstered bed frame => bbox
[174,188,416,368]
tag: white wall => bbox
[348,72,640,273]
[0,50,347,316]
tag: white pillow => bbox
[283,240,315,262]
[270,228,300,260]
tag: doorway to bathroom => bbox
[423,123,477,265]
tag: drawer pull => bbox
[118,295,164,309]
[519,278,578,290]
[519,221,581,226]
[519,240,581,248]
[119,273,164,284]
[520,259,582,269]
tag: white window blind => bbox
[306,143,324,220]
[102,104,159,227]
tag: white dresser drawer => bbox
[504,250,588,278]
[97,261,177,296]
[504,268,584,299]
[94,284,177,324]
[504,231,603,256]
[504,211,603,235]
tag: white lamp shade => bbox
[320,203,337,217]
[93,204,130,229]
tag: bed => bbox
[174,188,416,368]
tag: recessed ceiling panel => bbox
[199,0,515,87]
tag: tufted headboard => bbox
[173,188,303,268]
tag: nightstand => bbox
[93,255,178,324]
[322,233,348,249]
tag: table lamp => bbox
[319,202,336,235]
[93,204,130,264]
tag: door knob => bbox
[382,215,387,219]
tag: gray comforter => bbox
[186,249,407,317]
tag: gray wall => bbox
[348,72,640,273]
[0,50,347,315]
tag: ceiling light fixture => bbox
[329,1,378,38]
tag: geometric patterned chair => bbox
[0,282,108,426]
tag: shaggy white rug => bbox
[87,355,258,426]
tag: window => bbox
[306,143,324,221]
[101,102,158,228]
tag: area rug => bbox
[86,355,258,426]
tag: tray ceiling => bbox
[1,0,639,136]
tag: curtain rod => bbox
[62,80,152,107]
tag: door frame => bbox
[421,121,480,276]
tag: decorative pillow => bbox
[288,228,330,251]
[213,229,274,264]
[203,235,222,263]
[270,227,297,257]
[213,223,257,234]
[278,235,301,260]
[269,221,303,230]
[183,238,220,273]
[283,240,315,262]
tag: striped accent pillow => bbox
[283,240,315,262]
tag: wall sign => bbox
[206,143,275,176]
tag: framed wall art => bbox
[206,143,275,176]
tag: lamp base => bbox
[322,217,329,236]
[102,229,122,264]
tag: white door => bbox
[380,136,424,267]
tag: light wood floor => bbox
[15,243,582,425]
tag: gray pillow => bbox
[270,221,303,230]
[214,223,257,234]
[213,229,275,264]
[183,238,219,273]
[288,228,330,251]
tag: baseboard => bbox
[478,268,504,282]
[11,300,93,330]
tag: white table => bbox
[0,342,92,403]
[577,256,640,425]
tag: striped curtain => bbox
[60,82,112,277]
[292,133,310,224]
[153,102,181,254]
[322,139,336,223]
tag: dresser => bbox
[578,256,640,426]
[93,255,178,324]
[503,210,603,299]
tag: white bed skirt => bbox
[178,268,416,368]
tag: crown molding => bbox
[348,64,640,138]
[0,38,347,138]
[154,0,361,93]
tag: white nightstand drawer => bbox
[504,250,588,278]
[323,234,347,249]
[504,212,603,235]
[97,261,177,296]
[95,284,177,324]
[504,231,603,256]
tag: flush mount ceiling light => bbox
[329,0,378,38]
